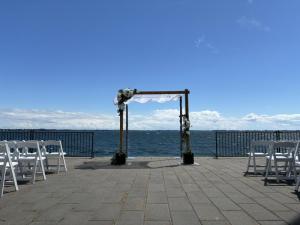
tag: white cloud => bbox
[0,109,118,130]
[195,36,219,54]
[1,108,300,130]
[237,16,271,32]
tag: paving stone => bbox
[86,221,115,225]
[171,210,201,225]
[186,191,211,203]
[29,222,58,225]
[144,221,171,225]
[274,211,300,223]
[284,203,300,213]
[57,211,92,225]
[254,197,290,212]
[201,221,230,225]
[147,192,168,204]
[101,192,126,203]
[123,197,145,210]
[72,198,104,212]
[116,211,144,225]
[202,187,226,198]
[265,192,298,204]
[193,203,225,221]
[182,184,200,192]
[230,181,265,198]
[61,193,93,204]
[128,189,147,198]
[166,188,186,198]
[90,204,121,220]
[1,213,35,225]
[164,178,181,187]
[168,197,193,211]
[148,184,165,192]
[24,197,61,212]
[214,183,239,194]
[33,203,76,222]
[239,203,279,221]
[176,173,194,184]
[258,221,288,225]
[145,204,171,221]
[222,210,260,225]
[210,197,240,211]
[225,192,254,204]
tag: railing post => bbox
[275,130,280,141]
[29,129,35,140]
[91,132,95,158]
[215,131,218,159]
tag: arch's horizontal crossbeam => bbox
[137,90,189,95]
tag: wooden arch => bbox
[111,89,194,165]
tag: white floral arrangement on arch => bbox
[115,88,137,112]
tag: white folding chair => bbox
[294,142,300,191]
[265,141,299,184]
[15,140,46,183]
[40,140,67,173]
[245,140,272,175]
[0,142,19,197]
[296,178,300,192]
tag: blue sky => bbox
[1,0,300,129]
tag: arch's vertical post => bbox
[125,104,129,156]
[179,96,183,158]
[183,89,194,164]
[185,89,189,120]
[111,108,126,165]
[119,109,124,153]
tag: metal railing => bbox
[2,129,300,158]
[0,129,94,157]
[215,130,300,157]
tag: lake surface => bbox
[93,130,216,156]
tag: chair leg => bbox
[292,161,297,183]
[45,158,49,172]
[264,158,268,175]
[0,166,7,197]
[274,160,279,183]
[40,160,46,181]
[32,160,38,184]
[59,142,67,173]
[8,162,19,192]
[18,161,22,177]
[57,157,61,174]
[253,156,257,174]
[246,155,251,174]
[62,155,67,173]
[295,176,300,191]
[265,159,271,185]
[284,161,288,172]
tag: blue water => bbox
[93,130,215,156]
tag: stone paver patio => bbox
[0,157,300,225]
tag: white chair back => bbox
[16,140,39,149]
[40,140,64,155]
[250,140,273,154]
[0,143,9,162]
[272,141,298,156]
[41,140,60,146]
[40,140,67,173]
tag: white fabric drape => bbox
[126,94,180,104]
